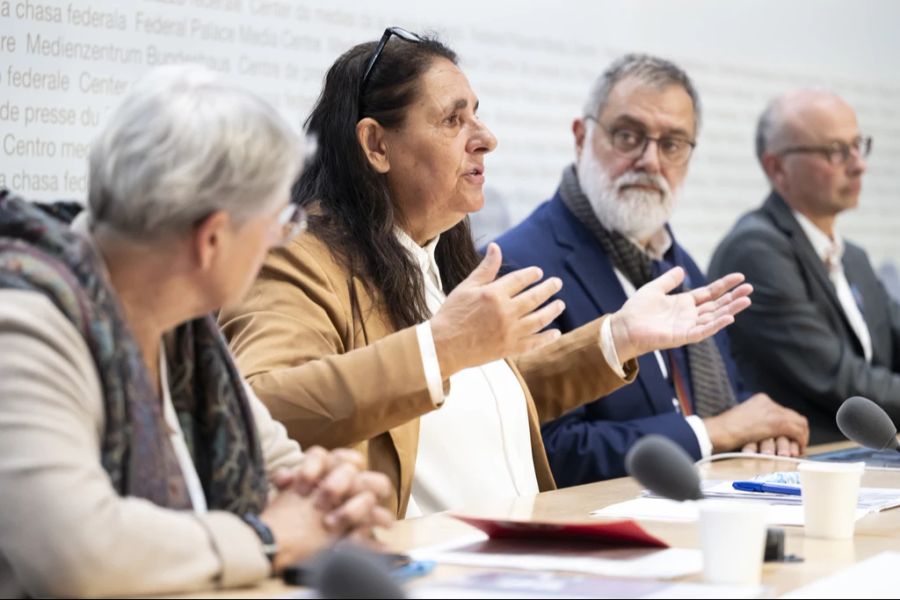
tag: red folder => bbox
[450,514,668,548]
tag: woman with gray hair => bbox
[0,65,392,598]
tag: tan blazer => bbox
[219,232,637,517]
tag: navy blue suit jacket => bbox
[493,192,750,486]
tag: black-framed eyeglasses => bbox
[778,136,872,166]
[275,202,308,247]
[585,116,696,166]
[358,27,424,112]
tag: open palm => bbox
[611,267,752,362]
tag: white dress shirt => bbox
[793,211,872,362]
[612,228,714,458]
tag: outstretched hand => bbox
[431,243,565,376]
[610,267,752,363]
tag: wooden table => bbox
[171,445,900,598]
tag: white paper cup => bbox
[698,499,768,585]
[798,461,865,539]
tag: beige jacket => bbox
[0,289,303,598]
[219,233,638,518]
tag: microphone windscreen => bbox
[836,396,899,451]
[625,434,703,501]
[313,544,407,599]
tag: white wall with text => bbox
[1,0,898,268]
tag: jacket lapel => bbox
[763,193,862,353]
[842,248,886,365]
[349,276,420,516]
[549,197,673,414]
[506,360,556,492]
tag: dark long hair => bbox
[295,33,481,330]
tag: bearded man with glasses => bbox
[494,54,809,486]
[710,89,897,444]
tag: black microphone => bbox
[625,434,794,562]
[311,544,407,599]
[836,395,900,452]
[625,434,703,501]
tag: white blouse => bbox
[397,231,539,518]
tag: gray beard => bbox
[576,147,679,243]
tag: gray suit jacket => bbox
[709,193,900,443]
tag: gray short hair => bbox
[755,89,840,165]
[755,98,782,164]
[583,53,701,132]
[88,64,303,237]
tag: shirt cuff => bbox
[416,322,446,407]
[599,317,627,379]
[685,415,713,458]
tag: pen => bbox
[732,480,802,496]
[391,559,436,582]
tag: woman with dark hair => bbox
[219,28,751,518]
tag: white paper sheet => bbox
[409,546,702,579]
[701,480,900,513]
[590,497,869,527]
[410,571,765,599]
[780,551,900,598]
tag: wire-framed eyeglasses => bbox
[778,136,872,166]
[586,116,696,166]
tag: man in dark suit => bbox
[494,54,808,486]
[709,90,900,444]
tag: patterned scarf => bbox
[0,190,268,513]
[558,166,736,417]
